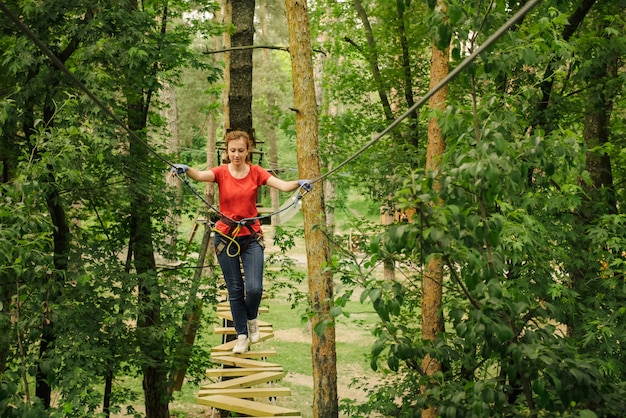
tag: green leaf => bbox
[387,355,399,372]
[313,320,329,336]
[372,339,386,357]
[494,324,514,342]
[329,305,342,318]
[369,288,381,303]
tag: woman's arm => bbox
[187,167,215,182]
[265,176,300,192]
[266,176,313,192]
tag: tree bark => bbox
[421,1,449,415]
[566,28,618,339]
[229,0,255,132]
[126,86,169,417]
[286,0,338,416]
[351,0,393,121]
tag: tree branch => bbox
[204,44,289,54]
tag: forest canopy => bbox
[1,0,626,417]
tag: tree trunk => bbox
[162,81,181,258]
[286,0,338,416]
[222,0,232,131]
[421,2,449,414]
[351,0,393,121]
[566,35,618,339]
[127,91,170,417]
[229,0,255,132]
[31,51,74,412]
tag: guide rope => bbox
[0,0,543,233]
[311,0,542,185]
[175,173,310,256]
[176,172,309,225]
[0,0,304,229]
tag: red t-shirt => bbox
[211,164,271,236]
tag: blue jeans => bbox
[215,235,264,336]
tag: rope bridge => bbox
[196,290,302,417]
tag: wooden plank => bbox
[211,332,274,352]
[205,366,283,378]
[195,394,300,416]
[210,355,281,369]
[202,371,286,390]
[210,349,277,358]
[198,386,291,398]
[216,311,232,321]
[214,325,272,335]
[216,306,270,314]
[215,311,272,325]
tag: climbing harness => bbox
[176,172,310,257]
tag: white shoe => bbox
[247,319,260,343]
[232,335,249,354]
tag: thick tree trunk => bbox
[422,6,449,415]
[30,53,73,411]
[567,47,617,339]
[286,0,338,416]
[229,0,255,132]
[127,92,169,417]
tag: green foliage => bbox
[350,123,626,415]
[2,0,626,416]
[319,1,626,417]
[0,0,224,415]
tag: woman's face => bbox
[227,137,249,165]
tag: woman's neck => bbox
[228,162,249,179]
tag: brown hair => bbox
[224,130,252,163]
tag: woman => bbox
[172,130,312,354]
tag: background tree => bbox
[421,1,449,417]
[0,1,220,415]
[334,0,626,416]
[286,0,338,416]
[2,0,626,416]
[228,0,255,133]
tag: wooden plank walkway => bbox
[196,300,301,417]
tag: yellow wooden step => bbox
[205,366,283,378]
[215,311,271,324]
[202,371,286,390]
[198,386,291,398]
[211,332,274,352]
[214,325,272,335]
[217,300,269,307]
[210,349,277,358]
[210,355,281,369]
[196,394,300,416]
[217,305,270,314]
